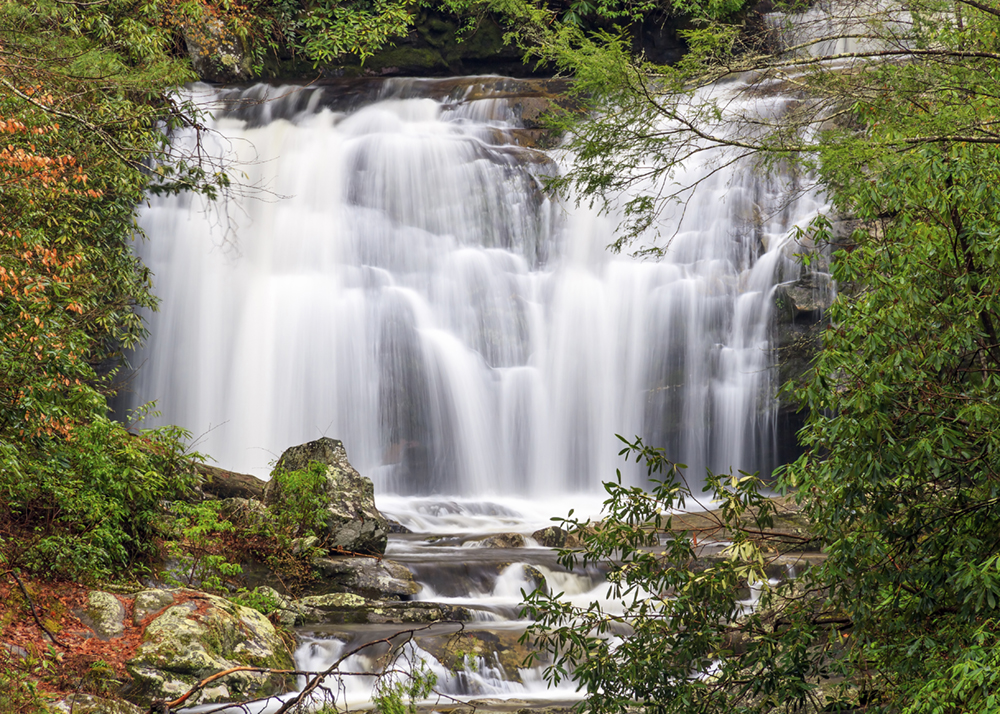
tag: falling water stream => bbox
[128,76,822,491]
[128,75,827,711]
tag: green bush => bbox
[268,461,330,539]
[0,417,198,581]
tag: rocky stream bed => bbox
[32,437,823,714]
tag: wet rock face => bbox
[421,630,536,683]
[181,15,251,83]
[265,437,390,555]
[310,556,421,600]
[122,590,294,708]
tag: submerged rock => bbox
[122,590,294,708]
[265,437,390,555]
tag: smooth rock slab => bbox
[310,556,421,600]
[294,593,475,626]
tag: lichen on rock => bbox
[122,590,294,708]
[79,591,126,641]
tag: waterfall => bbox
[125,77,826,493]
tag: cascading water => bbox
[125,76,825,495]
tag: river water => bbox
[128,76,826,711]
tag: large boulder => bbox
[265,438,390,556]
[122,590,294,708]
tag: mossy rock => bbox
[475,533,526,549]
[122,590,294,708]
[79,591,126,641]
[47,694,143,714]
[266,437,389,556]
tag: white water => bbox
[125,77,824,496]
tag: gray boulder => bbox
[311,556,420,600]
[265,438,389,556]
[78,591,126,641]
[122,590,294,708]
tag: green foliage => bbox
[298,0,415,63]
[522,0,1000,711]
[231,586,284,615]
[373,657,438,714]
[268,461,331,538]
[162,500,245,592]
[0,419,200,580]
[0,655,50,714]
[524,437,837,714]
[0,1,221,581]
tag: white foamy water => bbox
[125,76,825,496]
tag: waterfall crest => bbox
[126,77,825,493]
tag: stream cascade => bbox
[127,75,827,711]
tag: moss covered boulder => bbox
[122,590,294,708]
[266,438,390,556]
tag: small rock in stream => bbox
[475,533,526,548]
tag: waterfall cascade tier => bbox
[126,76,826,493]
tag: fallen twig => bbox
[3,569,69,649]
